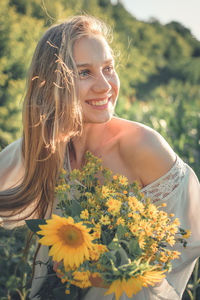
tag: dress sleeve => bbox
[142,156,200,299]
[0,138,28,228]
[0,138,25,191]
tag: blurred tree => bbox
[0,0,44,150]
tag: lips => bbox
[86,96,112,107]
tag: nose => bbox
[92,72,112,94]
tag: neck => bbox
[70,122,110,168]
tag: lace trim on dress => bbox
[141,156,187,203]
[64,147,187,204]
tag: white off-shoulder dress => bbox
[1,138,200,300]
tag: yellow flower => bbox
[37,214,94,269]
[140,270,166,287]
[173,218,180,226]
[105,276,143,300]
[168,224,179,235]
[128,196,144,212]
[140,220,153,236]
[113,175,118,180]
[116,217,125,226]
[146,204,158,218]
[106,198,121,215]
[89,244,108,261]
[182,229,191,239]
[80,209,89,220]
[129,224,139,236]
[171,250,181,259]
[150,242,158,254]
[101,185,111,198]
[166,235,176,246]
[100,215,110,225]
[71,270,92,288]
[118,175,128,185]
[92,224,101,239]
[160,252,168,263]
[159,211,168,222]
[139,235,145,249]
[92,230,101,240]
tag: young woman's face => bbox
[73,35,120,124]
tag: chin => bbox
[85,112,114,124]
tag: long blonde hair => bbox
[0,15,111,222]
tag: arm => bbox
[119,123,176,188]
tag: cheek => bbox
[111,73,120,95]
[77,80,90,100]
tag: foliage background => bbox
[0,0,200,299]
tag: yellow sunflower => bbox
[140,270,166,287]
[105,270,165,300]
[105,276,143,300]
[37,214,94,269]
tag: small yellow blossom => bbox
[150,243,158,254]
[129,224,139,236]
[101,185,111,198]
[80,209,89,220]
[116,217,125,226]
[172,251,181,259]
[173,218,180,226]
[160,252,168,263]
[100,215,111,225]
[182,230,191,239]
[118,175,128,185]
[139,235,145,249]
[166,235,176,247]
[106,198,121,215]
[128,212,133,218]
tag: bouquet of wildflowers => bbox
[27,152,190,300]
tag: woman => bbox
[0,15,200,300]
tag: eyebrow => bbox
[76,59,114,68]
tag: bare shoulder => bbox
[112,118,176,187]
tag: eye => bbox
[104,65,114,74]
[78,69,90,79]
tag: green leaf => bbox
[128,238,142,257]
[116,248,129,266]
[71,199,82,217]
[25,219,47,235]
[116,224,127,239]
[101,230,113,245]
[108,240,121,251]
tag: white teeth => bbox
[89,99,108,106]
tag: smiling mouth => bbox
[86,96,112,107]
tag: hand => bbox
[89,273,109,288]
[53,261,109,288]
[53,260,60,272]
